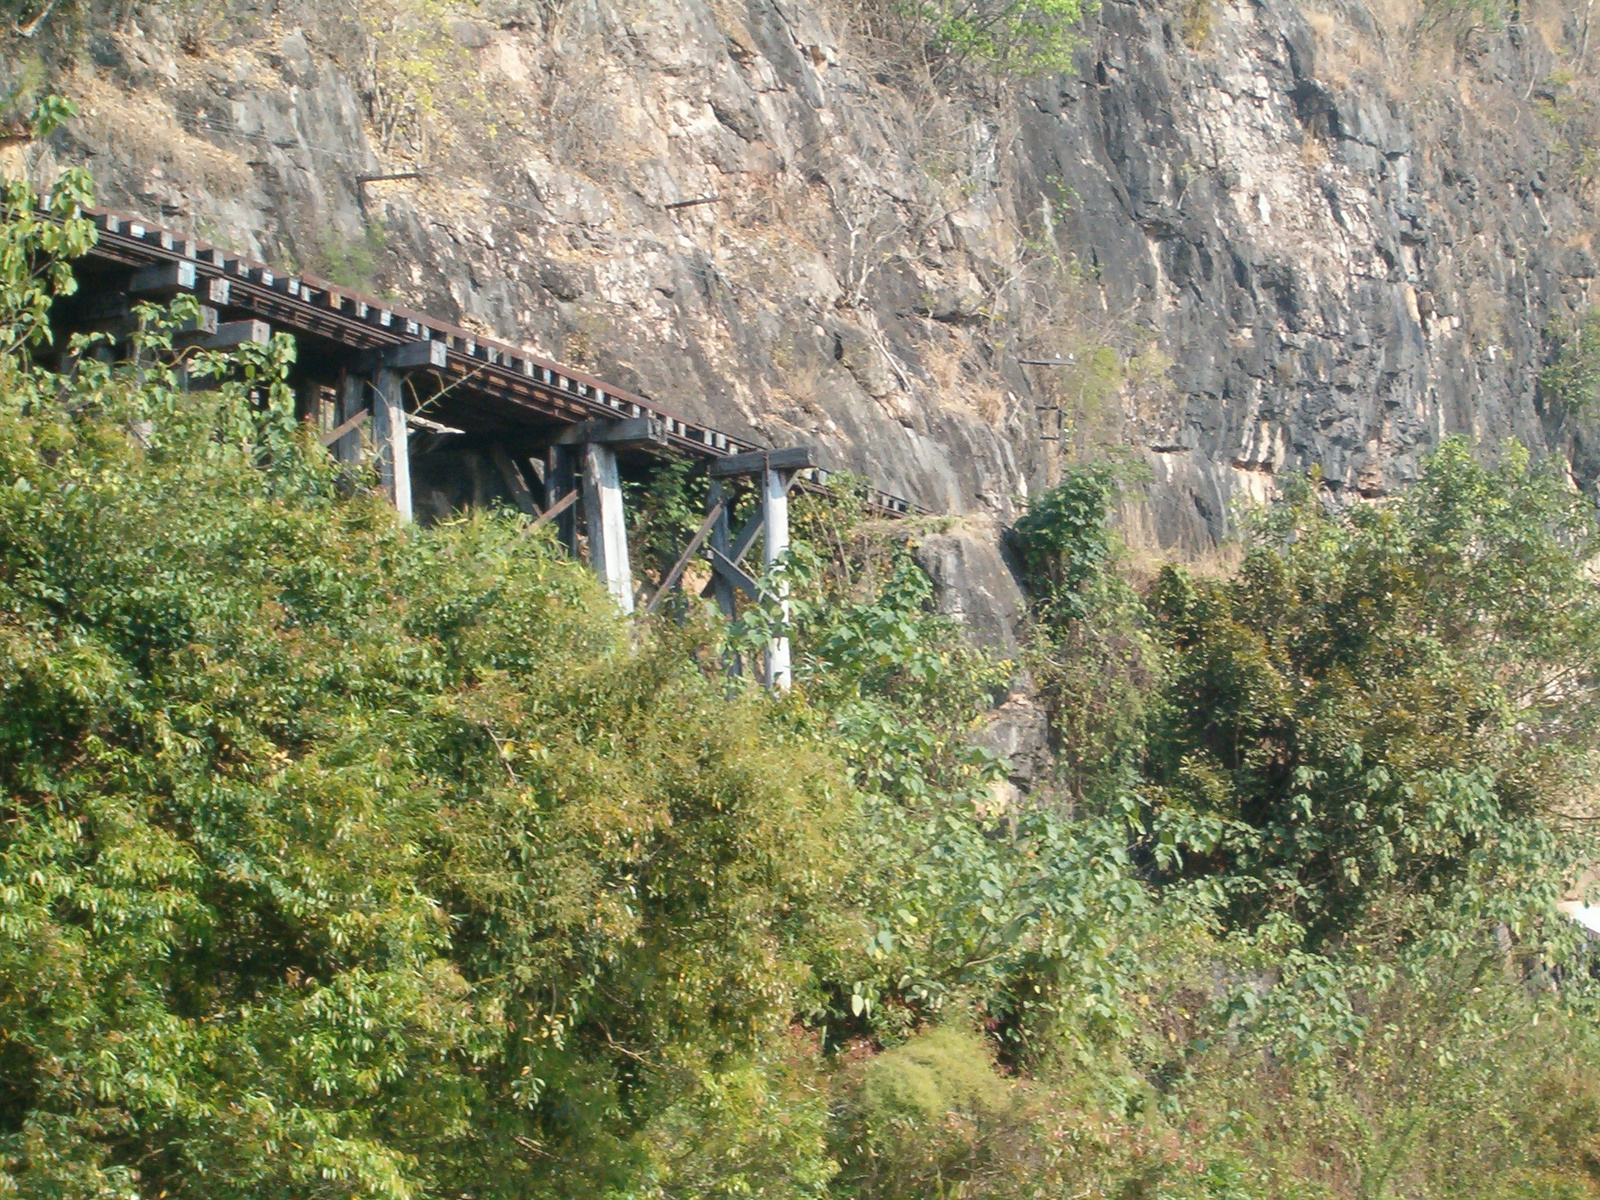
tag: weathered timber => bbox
[171,305,220,337]
[334,374,366,464]
[490,445,540,517]
[404,412,465,436]
[545,445,579,553]
[642,500,726,617]
[129,261,196,296]
[582,441,634,612]
[706,479,738,622]
[553,417,668,451]
[708,445,816,478]
[354,339,449,374]
[708,548,762,602]
[202,319,271,349]
[761,465,793,691]
[372,366,413,523]
[530,488,578,529]
[319,407,370,448]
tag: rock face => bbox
[20,0,1600,635]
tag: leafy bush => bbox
[1010,460,1119,620]
[832,1025,1013,1197]
[912,0,1096,75]
[1143,444,1600,944]
[1012,461,1160,801]
[0,167,849,1200]
[836,0,1096,79]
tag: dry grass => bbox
[69,71,253,197]
[919,333,1010,426]
[1122,519,1246,582]
[1301,8,1385,89]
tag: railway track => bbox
[63,208,917,518]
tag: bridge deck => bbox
[60,208,916,518]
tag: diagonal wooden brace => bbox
[708,547,763,602]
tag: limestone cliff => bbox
[11,0,1600,640]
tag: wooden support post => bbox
[581,441,634,613]
[762,464,792,691]
[707,478,738,621]
[545,445,579,554]
[352,341,446,525]
[334,373,366,464]
[372,366,413,524]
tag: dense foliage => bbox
[1146,446,1600,944]
[4,149,1600,1200]
[1,166,849,1199]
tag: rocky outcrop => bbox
[913,522,1029,654]
[16,0,1600,592]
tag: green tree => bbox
[1145,445,1600,944]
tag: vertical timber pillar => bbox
[582,441,634,613]
[706,477,742,680]
[354,341,446,524]
[707,478,737,620]
[335,371,366,465]
[706,445,814,692]
[372,366,413,524]
[546,445,579,555]
[762,463,792,691]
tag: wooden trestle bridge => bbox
[52,209,919,689]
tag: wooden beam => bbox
[354,339,448,374]
[166,305,219,338]
[553,417,667,451]
[201,319,271,349]
[372,366,413,523]
[319,407,369,447]
[641,500,725,617]
[405,411,465,436]
[708,445,816,478]
[708,548,762,602]
[582,442,634,612]
[530,488,577,529]
[129,261,196,296]
[490,445,540,517]
[729,508,764,564]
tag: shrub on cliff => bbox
[1145,444,1600,945]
